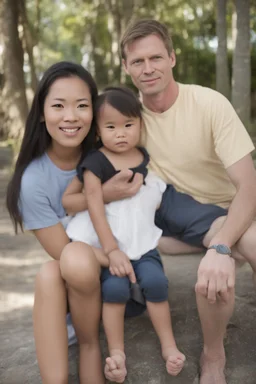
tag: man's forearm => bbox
[209,185,256,247]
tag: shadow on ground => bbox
[1,146,256,383]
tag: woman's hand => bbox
[103,170,143,203]
[108,249,136,283]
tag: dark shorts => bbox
[101,249,168,317]
[155,184,228,248]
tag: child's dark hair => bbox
[94,86,142,120]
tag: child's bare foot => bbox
[162,346,186,376]
[104,349,127,383]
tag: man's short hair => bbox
[120,19,173,60]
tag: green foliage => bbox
[26,0,86,74]
[16,0,256,119]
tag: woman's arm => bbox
[34,223,70,260]
[62,176,87,215]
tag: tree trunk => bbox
[1,0,28,140]
[105,0,138,83]
[232,0,251,126]
[216,0,230,99]
[19,0,38,92]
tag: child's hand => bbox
[108,249,136,283]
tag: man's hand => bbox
[108,249,136,283]
[103,170,143,203]
[195,248,235,304]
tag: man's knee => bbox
[203,215,227,247]
[237,221,256,253]
[102,276,130,303]
[140,273,168,302]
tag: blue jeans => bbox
[101,248,168,317]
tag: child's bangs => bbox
[107,91,142,118]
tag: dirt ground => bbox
[1,145,256,384]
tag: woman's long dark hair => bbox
[6,61,98,233]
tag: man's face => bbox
[123,34,176,97]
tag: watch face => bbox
[216,245,231,254]
[209,244,231,254]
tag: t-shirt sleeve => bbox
[77,150,105,182]
[20,174,60,230]
[210,92,255,169]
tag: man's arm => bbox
[209,154,256,246]
[196,90,256,303]
[196,154,256,303]
[62,170,143,215]
[103,170,143,203]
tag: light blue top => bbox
[19,153,76,230]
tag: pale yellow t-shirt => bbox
[141,83,255,208]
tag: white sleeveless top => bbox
[66,172,166,260]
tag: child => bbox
[63,87,185,382]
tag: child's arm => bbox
[62,176,87,215]
[84,170,136,283]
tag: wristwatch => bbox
[208,244,232,256]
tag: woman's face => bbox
[43,76,93,149]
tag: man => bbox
[119,19,256,384]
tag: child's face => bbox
[97,103,141,153]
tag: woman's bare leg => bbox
[60,242,105,384]
[33,260,68,384]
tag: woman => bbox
[6,62,142,384]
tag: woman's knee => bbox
[60,242,100,291]
[102,276,130,303]
[35,260,63,292]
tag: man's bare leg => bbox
[60,242,105,384]
[235,221,256,283]
[147,301,185,376]
[158,236,203,255]
[197,215,242,384]
[196,290,234,384]
[102,303,127,383]
[160,216,256,383]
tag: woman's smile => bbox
[59,126,82,136]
